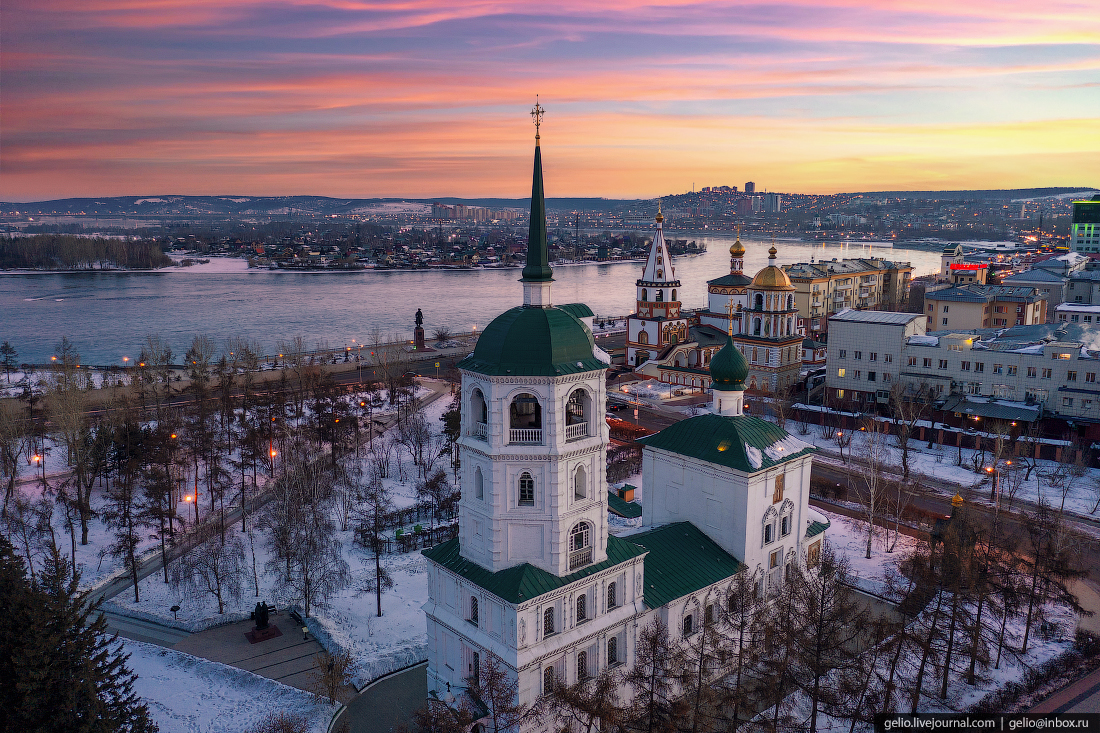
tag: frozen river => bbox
[0,234,941,364]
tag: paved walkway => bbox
[170,616,356,701]
[1030,664,1100,714]
[333,662,427,733]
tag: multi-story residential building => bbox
[1055,302,1100,326]
[826,317,1100,436]
[1001,269,1069,318]
[825,310,926,406]
[784,257,913,338]
[1070,197,1100,253]
[924,285,1046,331]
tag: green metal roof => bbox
[707,273,753,287]
[607,490,643,519]
[460,305,605,377]
[806,519,830,539]
[558,302,595,319]
[629,522,745,609]
[638,413,815,473]
[709,334,748,392]
[422,535,647,605]
[522,142,552,282]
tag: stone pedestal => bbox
[414,326,425,350]
[245,623,283,644]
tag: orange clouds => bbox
[2,0,1098,199]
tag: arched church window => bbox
[656,269,664,279]
[787,294,794,310]
[472,651,480,682]
[671,289,677,301]
[471,388,488,427]
[518,472,535,506]
[567,389,588,428]
[574,465,587,500]
[656,289,664,302]
[787,317,793,335]
[569,521,592,570]
[607,637,618,665]
[543,666,555,694]
[607,582,618,609]
[638,331,649,345]
[577,651,589,680]
[683,614,694,636]
[755,293,764,310]
[469,596,479,626]
[576,594,587,622]
[544,607,556,636]
[753,318,761,336]
[641,288,648,301]
[474,467,484,500]
[510,393,541,430]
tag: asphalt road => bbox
[333,662,428,733]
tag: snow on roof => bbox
[594,344,612,365]
[1056,303,1100,313]
[1010,343,1045,354]
[830,309,923,325]
[907,335,940,346]
[763,434,813,463]
[744,444,763,470]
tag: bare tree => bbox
[353,470,395,618]
[856,417,891,558]
[172,523,247,614]
[791,547,869,733]
[469,649,529,733]
[542,668,623,733]
[2,495,54,581]
[309,649,354,705]
[409,698,478,733]
[0,401,30,510]
[891,382,932,480]
[626,619,680,733]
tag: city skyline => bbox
[2,0,1099,201]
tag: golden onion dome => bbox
[749,244,794,290]
[729,236,745,257]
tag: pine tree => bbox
[0,536,157,732]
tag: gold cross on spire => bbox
[726,297,735,336]
[531,96,544,140]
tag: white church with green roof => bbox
[421,106,830,724]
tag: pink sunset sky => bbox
[2,0,1098,200]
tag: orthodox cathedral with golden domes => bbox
[632,223,805,394]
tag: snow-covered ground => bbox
[124,639,334,733]
[785,411,1100,519]
[110,389,453,685]
[819,509,918,597]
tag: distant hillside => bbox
[0,195,636,218]
[846,187,1098,201]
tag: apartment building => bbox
[825,310,927,406]
[784,257,913,337]
[826,317,1100,431]
[1055,303,1100,326]
[1070,197,1100,253]
[924,285,1046,332]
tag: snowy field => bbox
[819,508,918,597]
[124,639,334,733]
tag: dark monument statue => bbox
[254,602,270,630]
[246,601,281,644]
[414,308,426,350]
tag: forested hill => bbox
[0,235,173,270]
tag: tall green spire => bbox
[522,99,553,283]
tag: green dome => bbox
[460,306,606,377]
[710,334,748,391]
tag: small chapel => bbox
[422,107,829,727]
[630,222,804,394]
